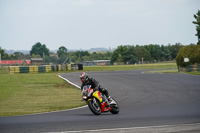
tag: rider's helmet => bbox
[80,72,89,83]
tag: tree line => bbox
[111,43,184,64]
[0,42,112,64]
[0,42,186,65]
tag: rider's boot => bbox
[107,96,112,102]
[104,96,110,107]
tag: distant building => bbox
[83,60,110,66]
[0,60,31,65]
[31,58,44,65]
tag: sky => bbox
[0,0,200,51]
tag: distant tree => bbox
[0,47,9,59]
[91,52,105,60]
[160,45,171,61]
[169,43,183,59]
[112,45,151,64]
[50,56,58,64]
[111,45,129,64]
[58,54,68,64]
[111,44,183,64]
[30,42,50,63]
[135,46,151,63]
[31,54,41,58]
[71,51,90,63]
[24,54,31,59]
[11,52,24,60]
[193,10,200,45]
[74,51,90,57]
[30,42,50,58]
[150,44,162,61]
[57,46,68,58]
[126,46,138,64]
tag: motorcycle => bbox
[82,85,119,115]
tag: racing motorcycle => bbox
[82,85,119,115]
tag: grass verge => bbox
[0,73,85,116]
[83,63,177,71]
[185,72,200,76]
[147,69,179,73]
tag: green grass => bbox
[0,73,85,116]
[185,72,200,76]
[147,69,179,73]
[83,63,177,71]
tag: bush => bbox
[176,45,200,67]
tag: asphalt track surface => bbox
[0,70,200,133]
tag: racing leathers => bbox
[80,77,109,98]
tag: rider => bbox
[80,72,111,101]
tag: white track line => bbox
[58,75,81,89]
[49,123,200,133]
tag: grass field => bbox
[185,71,200,76]
[0,73,85,116]
[147,69,179,73]
[83,63,177,71]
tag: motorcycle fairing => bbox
[93,91,103,103]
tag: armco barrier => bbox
[38,66,46,73]
[9,66,20,74]
[198,64,200,71]
[45,65,51,72]
[62,64,66,71]
[77,64,83,70]
[71,64,78,70]
[68,64,71,70]
[9,64,83,74]
[20,67,29,73]
[51,65,55,71]
[193,63,197,72]
[29,66,38,73]
[58,65,61,71]
[179,64,200,72]
[186,65,193,72]
[67,64,83,71]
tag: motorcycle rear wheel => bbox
[88,98,101,115]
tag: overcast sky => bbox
[0,0,199,51]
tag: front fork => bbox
[87,98,98,107]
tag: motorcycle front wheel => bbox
[88,98,101,115]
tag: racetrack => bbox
[0,70,200,133]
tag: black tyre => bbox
[110,98,120,114]
[88,98,101,115]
